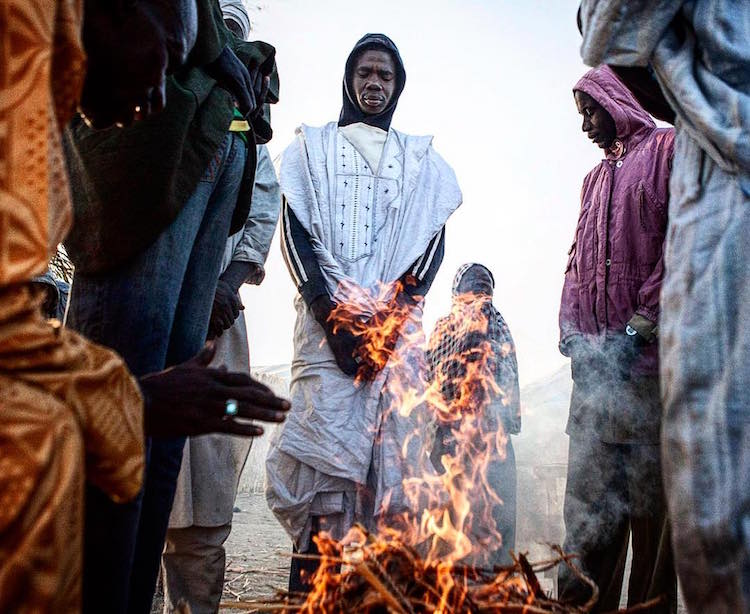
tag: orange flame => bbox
[301,281,519,609]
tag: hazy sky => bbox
[240,0,602,385]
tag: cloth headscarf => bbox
[339,33,407,131]
[220,0,251,40]
[451,263,496,296]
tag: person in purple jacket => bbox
[557,65,677,612]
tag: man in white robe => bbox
[266,33,462,591]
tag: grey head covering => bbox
[452,263,495,296]
[220,0,251,40]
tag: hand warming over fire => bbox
[326,281,416,382]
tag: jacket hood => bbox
[339,33,406,131]
[574,65,655,149]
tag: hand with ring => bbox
[139,342,290,437]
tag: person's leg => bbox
[289,517,322,595]
[161,524,232,614]
[69,135,235,614]
[623,388,677,614]
[128,136,247,614]
[558,435,630,612]
[628,509,677,613]
[660,128,750,612]
[486,437,517,567]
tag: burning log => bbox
[230,531,599,613]
[230,284,665,613]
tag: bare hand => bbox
[245,262,266,285]
[140,342,290,437]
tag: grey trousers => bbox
[161,524,232,614]
[660,126,750,612]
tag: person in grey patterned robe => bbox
[578,2,750,612]
[427,263,521,566]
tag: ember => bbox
[277,529,598,613]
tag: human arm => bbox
[400,228,446,303]
[208,146,281,339]
[559,182,606,382]
[205,23,278,119]
[492,317,521,435]
[228,40,280,142]
[354,229,446,381]
[228,145,281,285]
[280,199,360,376]
[139,342,289,437]
[559,184,585,358]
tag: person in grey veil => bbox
[267,33,462,592]
[159,5,282,613]
[578,2,750,611]
[427,264,521,567]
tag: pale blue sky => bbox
[241,0,603,385]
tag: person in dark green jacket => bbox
[62,2,279,612]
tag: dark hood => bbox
[339,33,406,131]
[574,65,655,152]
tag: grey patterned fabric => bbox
[579,2,750,610]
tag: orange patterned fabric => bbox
[0,1,145,611]
[0,0,85,285]
[0,287,145,613]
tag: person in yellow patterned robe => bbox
[0,1,145,610]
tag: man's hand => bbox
[244,263,266,286]
[80,0,199,128]
[310,295,360,377]
[207,279,243,340]
[567,335,606,385]
[325,327,361,377]
[613,328,648,381]
[204,46,258,117]
[140,343,290,437]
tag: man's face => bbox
[457,267,494,298]
[574,90,617,150]
[352,50,396,115]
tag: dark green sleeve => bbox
[187,0,228,67]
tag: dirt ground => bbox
[151,492,290,613]
[219,492,292,609]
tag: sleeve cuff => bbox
[628,313,658,342]
[559,333,582,357]
[230,246,265,266]
[300,279,329,307]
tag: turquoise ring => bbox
[225,398,239,417]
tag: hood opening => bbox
[339,33,406,131]
[573,65,655,147]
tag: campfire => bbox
[276,528,599,613]
[229,284,661,613]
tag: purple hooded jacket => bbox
[559,65,674,377]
